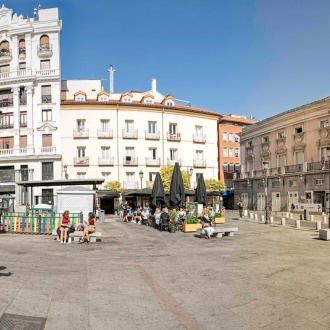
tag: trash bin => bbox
[99,210,105,222]
[304,209,309,221]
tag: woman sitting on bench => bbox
[79,212,96,244]
[59,210,70,244]
[199,208,214,239]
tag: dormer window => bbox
[100,97,107,102]
[145,99,153,104]
[76,96,85,102]
[166,101,173,106]
[123,98,132,103]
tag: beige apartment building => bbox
[235,97,330,214]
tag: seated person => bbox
[141,207,150,224]
[199,208,214,239]
[79,212,96,244]
[154,208,162,227]
[59,210,70,244]
[124,207,133,222]
[160,209,169,231]
[134,207,142,224]
[178,207,186,223]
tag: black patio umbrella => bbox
[169,162,185,209]
[149,173,166,209]
[194,174,208,206]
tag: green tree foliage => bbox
[160,166,191,192]
[204,179,226,193]
[104,180,125,193]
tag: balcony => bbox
[145,131,160,140]
[193,159,207,168]
[285,164,303,174]
[36,69,59,77]
[167,158,182,166]
[20,122,27,128]
[0,169,14,183]
[0,123,14,129]
[123,181,139,190]
[167,132,181,141]
[307,160,330,171]
[123,156,138,166]
[97,129,113,139]
[41,95,52,104]
[42,173,54,180]
[19,47,26,60]
[0,49,12,63]
[37,44,53,58]
[39,147,56,154]
[122,129,138,139]
[146,157,161,166]
[0,99,13,108]
[73,129,89,138]
[98,156,114,166]
[0,148,35,157]
[74,157,89,166]
[193,134,206,143]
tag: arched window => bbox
[0,41,9,52]
[40,35,49,48]
[19,39,25,54]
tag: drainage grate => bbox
[0,313,46,330]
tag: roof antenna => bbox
[107,65,116,94]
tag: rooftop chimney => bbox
[151,78,156,94]
[107,65,116,94]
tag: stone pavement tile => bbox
[45,301,89,330]
[228,299,292,328]
[265,296,330,325]
[136,319,186,330]
[255,284,298,306]
[89,312,138,330]
[88,291,128,314]
[5,288,52,318]
[262,314,329,330]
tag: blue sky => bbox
[8,0,330,120]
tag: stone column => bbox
[11,35,18,72]
[11,87,20,153]
[25,85,34,151]
[25,33,32,72]
[15,169,21,205]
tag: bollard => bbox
[250,213,254,219]
[261,215,265,222]
[244,210,248,217]
[322,215,328,224]
[254,214,258,220]
[316,222,321,230]
[295,219,300,228]
[290,213,293,219]
[310,215,314,222]
[270,216,274,224]
[281,217,286,226]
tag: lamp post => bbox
[327,144,330,228]
[139,170,144,189]
[187,167,193,188]
[263,161,270,224]
[62,165,67,179]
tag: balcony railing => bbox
[0,49,12,63]
[123,157,138,166]
[167,158,182,166]
[122,129,138,139]
[98,157,114,166]
[97,129,113,139]
[193,134,206,143]
[269,167,282,175]
[37,44,53,58]
[146,157,161,166]
[123,181,139,190]
[74,157,89,166]
[0,123,14,129]
[0,169,14,183]
[41,95,52,103]
[167,132,181,141]
[285,164,303,173]
[193,159,207,168]
[145,131,160,140]
[41,173,54,180]
[36,69,58,77]
[20,122,27,127]
[39,147,56,154]
[0,99,13,108]
[0,148,13,156]
[73,129,89,138]
[307,161,330,171]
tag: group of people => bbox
[120,201,151,224]
[58,210,96,244]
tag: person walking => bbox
[237,200,244,220]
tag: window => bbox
[77,120,85,132]
[262,136,269,143]
[235,134,239,143]
[77,172,86,179]
[19,39,25,54]
[123,98,131,102]
[278,154,286,167]
[149,148,157,160]
[195,126,203,137]
[42,134,52,147]
[145,99,153,104]
[0,89,13,107]
[19,62,26,70]
[0,65,9,73]
[247,141,252,147]
[100,120,109,132]
[102,172,111,184]
[229,148,234,157]
[228,133,233,142]
[125,120,134,133]
[295,127,303,134]
[315,178,324,185]
[20,112,27,127]
[223,163,228,172]
[195,151,203,164]
[223,147,228,157]
[148,122,156,134]
[235,148,239,157]
[149,172,157,181]
[170,149,177,161]
[40,60,50,70]
[166,101,173,106]
[320,120,329,128]
[169,123,177,135]
[100,97,107,101]
[41,85,51,103]
[76,96,84,102]
[42,162,53,180]
[42,109,52,121]
[277,132,285,138]
[235,163,240,172]
[40,35,50,48]
[20,87,26,105]
[222,132,227,141]
[295,151,304,165]
[101,147,110,159]
[125,147,134,161]
[0,40,9,52]
[20,135,27,148]
[0,113,13,128]
[77,147,86,158]
[126,172,135,189]
[229,163,234,172]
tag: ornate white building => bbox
[0,5,62,210]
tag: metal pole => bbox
[265,169,270,224]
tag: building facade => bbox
[0,6,62,211]
[235,97,330,214]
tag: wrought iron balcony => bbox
[122,129,138,139]
[193,134,206,143]
[37,44,53,58]
[145,157,161,166]
[123,156,138,166]
[73,129,89,138]
[97,129,113,139]
[98,156,114,166]
[193,159,207,168]
[74,157,89,166]
[39,147,56,154]
[145,131,160,140]
[167,132,181,141]
[167,158,182,166]
[285,164,303,173]
[123,181,139,189]
[0,123,14,129]
[0,49,12,63]
[41,95,52,103]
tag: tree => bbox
[160,166,191,192]
[104,180,125,193]
[204,179,226,193]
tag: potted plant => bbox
[182,202,202,232]
[168,209,177,233]
[213,201,225,223]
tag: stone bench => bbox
[52,229,102,243]
[197,227,238,238]
[319,229,330,241]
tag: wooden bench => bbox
[52,229,102,243]
[197,227,238,238]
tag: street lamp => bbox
[327,144,330,228]
[62,165,67,179]
[187,167,193,188]
[263,161,270,224]
[139,170,144,189]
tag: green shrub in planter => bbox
[186,202,198,224]
[213,201,222,217]
[168,209,177,229]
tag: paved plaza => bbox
[1,212,330,329]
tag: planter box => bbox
[182,223,201,232]
[214,217,225,224]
